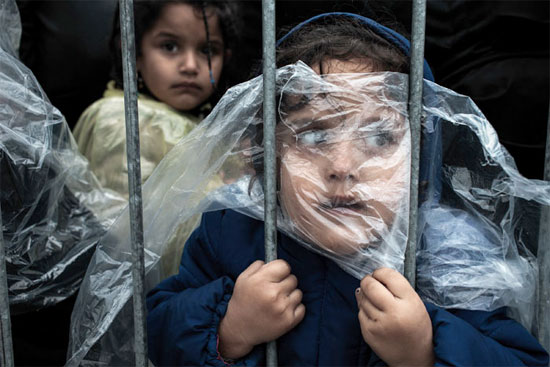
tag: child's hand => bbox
[218,260,305,359]
[355,267,434,367]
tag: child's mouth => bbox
[319,199,365,215]
[172,82,201,91]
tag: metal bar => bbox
[404,0,427,288]
[536,102,550,353]
[0,196,14,367]
[262,0,278,366]
[119,0,148,366]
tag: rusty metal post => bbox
[0,198,14,367]
[262,0,278,366]
[404,0,427,287]
[119,0,148,365]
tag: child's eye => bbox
[161,41,178,53]
[201,45,222,56]
[364,132,395,148]
[296,130,328,146]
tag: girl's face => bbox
[137,3,225,111]
[277,60,410,254]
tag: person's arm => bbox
[427,304,549,366]
[146,210,305,366]
[146,212,262,366]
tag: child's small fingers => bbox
[242,260,265,276]
[356,288,382,321]
[359,275,393,311]
[280,274,298,294]
[355,287,362,301]
[358,307,374,326]
[288,288,303,306]
[371,267,413,299]
[263,259,292,281]
[357,308,376,342]
[293,303,306,324]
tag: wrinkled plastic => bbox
[0,0,126,314]
[67,62,550,365]
[0,0,20,58]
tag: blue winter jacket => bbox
[146,209,549,366]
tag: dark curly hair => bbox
[109,0,242,109]
[276,16,409,72]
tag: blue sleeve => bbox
[146,211,264,366]
[426,303,549,366]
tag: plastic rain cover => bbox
[67,61,550,365]
[0,0,126,314]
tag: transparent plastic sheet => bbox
[0,0,126,314]
[0,0,20,58]
[67,62,550,365]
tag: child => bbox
[73,0,240,199]
[143,13,549,366]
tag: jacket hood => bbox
[277,12,435,82]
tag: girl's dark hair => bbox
[276,16,409,72]
[109,0,241,107]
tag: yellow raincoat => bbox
[73,81,205,199]
[73,82,208,276]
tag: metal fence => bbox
[0,0,549,366]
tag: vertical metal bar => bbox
[262,0,278,366]
[536,102,550,353]
[404,0,427,288]
[119,0,148,366]
[0,198,14,366]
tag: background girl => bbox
[73,0,240,198]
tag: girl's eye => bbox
[296,130,328,146]
[364,132,395,148]
[201,45,222,56]
[161,42,178,53]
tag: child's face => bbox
[137,3,225,111]
[277,60,410,254]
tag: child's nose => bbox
[324,141,360,182]
[179,50,199,75]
